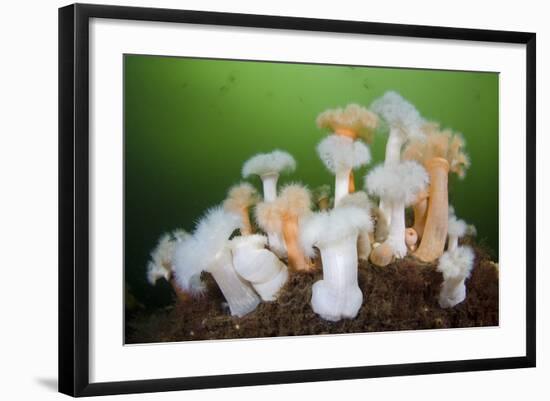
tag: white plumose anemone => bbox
[366,161,429,259]
[242,150,296,202]
[146,229,189,285]
[370,91,425,165]
[437,245,475,308]
[301,206,373,321]
[231,234,288,301]
[447,207,468,252]
[172,206,260,317]
[316,135,371,206]
[370,91,425,223]
[242,150,296,254]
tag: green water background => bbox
[124,55,499,308]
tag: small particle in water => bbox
[227,73,237,83]
[219,85,229,94]
[189,330,194,336]
[235,324,240,330]
[298,96,304,103]
[362,78,370,90]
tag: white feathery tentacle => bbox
[437,246,475,308]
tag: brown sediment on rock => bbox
[126,241,498,344]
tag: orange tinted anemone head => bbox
[223,182,260,213]
[403,122,470,179]
[334,126,358,140]
[316,104,379,143]
[278,184,312,219]
[255,201,284,234]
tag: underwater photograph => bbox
[124,54,499,344]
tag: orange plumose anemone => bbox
[402,123,470,262]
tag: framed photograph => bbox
[59,3,536,397]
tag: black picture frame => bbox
[58,3,536,397]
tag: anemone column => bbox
[311,236,363,322]
[232,235,288,301]
[301,206,372,321]
[414,157,449,262]
[337,191,374,262]
[412,190,429,239]
[208,248,261,317]
[282,211,306,271]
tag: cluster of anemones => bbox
[146,92,476,321]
